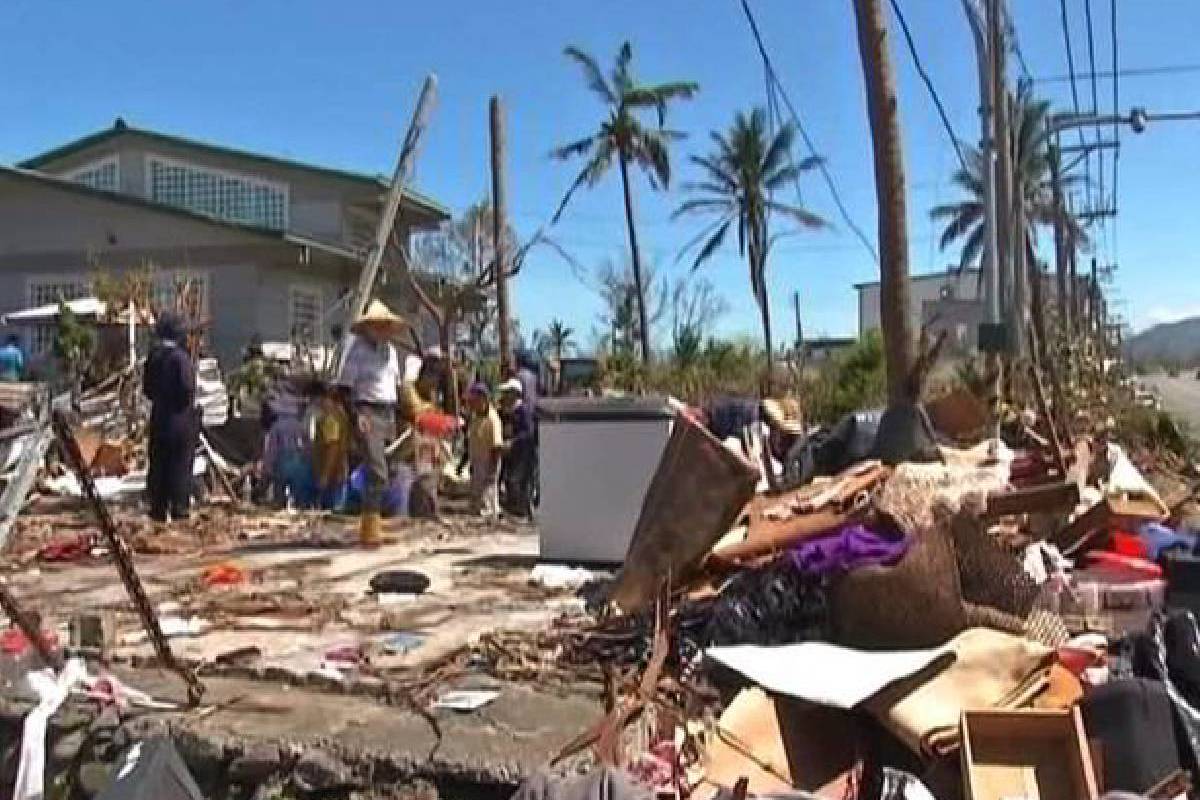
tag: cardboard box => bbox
[961,708,1098,800]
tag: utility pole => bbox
[963,0,1000,336]
[348,76,438,324]
[1049,140,1070,331]
[988,0,1015,359]
[792,290,803,350]
[489,96,513,376]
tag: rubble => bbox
[0,327,1195,800]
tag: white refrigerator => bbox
[536,397,675,563]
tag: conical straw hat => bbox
[350,299,408,336]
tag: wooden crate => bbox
[961,708,1098,800]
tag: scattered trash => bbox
[432,689,500,711]
[200,561,247,588]
[369,569,431,595]
[530,564,608,590]
[379,632,425,655]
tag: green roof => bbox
[17,118,450,219]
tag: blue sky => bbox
[2,0,1198,347]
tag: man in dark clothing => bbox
[498,378,535,518]
[143,313,196,522]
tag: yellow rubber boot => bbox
[360,512,383,548]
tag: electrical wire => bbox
[1033,62,1200,83]
[887,0,971,176]
[737,0,879,264]
[1059,0,1089,191]
[1084,0,1104,202]
[1110,0,1120,221]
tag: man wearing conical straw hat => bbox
[336,299,406,546]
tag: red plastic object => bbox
[201,562,247,588]
[38,535,92,563]
[0,626,59,656]
[415,410,459,439]
[1085,550,1163,579]
[1109,530,1149,559]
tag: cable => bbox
[1033,62,1200,83]
[886,0,971,176]
[1003,4,1034,81]
[1059,0,1089,191]
[1084,0,1104,202]
[1110,0,1120,219]
[737,0,879,264]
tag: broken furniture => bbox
[960,708,1098,800]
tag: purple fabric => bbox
[789,523,909,576]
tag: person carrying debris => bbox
[466,381,503,520]
[143,312,196,522]
[336,300,406,546]
[498,378,535,519]
[0,334,25,382]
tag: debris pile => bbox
[494,383,1200,800]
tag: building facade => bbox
[0,119,449,367]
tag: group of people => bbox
[136,298,540,545]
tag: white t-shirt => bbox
[336,334,401,405]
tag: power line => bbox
[1110,0,1120,221]
[1033,62,1200,83]
[1084,0,1104,201]
[736,0,879,264]
[886,0,971,176]
[1059,0,1090,192]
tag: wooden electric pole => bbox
[490,96,513,376]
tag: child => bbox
[262,407,310,508]
[312,384,350,510]
[466,382,503,520]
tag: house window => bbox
[65,156,120,192]
[147,156,288,230]
[289,285,323,342]
[26,275,91,356]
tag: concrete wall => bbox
[856,269,982,337]
[0,172,353,366]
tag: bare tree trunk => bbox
[852,0,916,405]
[489,96,514,377]
[1027,239,1048,367]
[617,152,652,365]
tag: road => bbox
[1142,373,1200,430]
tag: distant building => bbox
[0,118,450,366]
[855,267,983,349]
[802,336,856,363]
[855,266,1083,352]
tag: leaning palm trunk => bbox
[852,0,916,405]
[618,152,652,364]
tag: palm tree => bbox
[551,42,698,365]
[851,0,916,406]
[674,108,827,381]
[930,87,1088,300]
[539,319,576,363]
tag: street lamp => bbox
[1048,107,1200,135]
